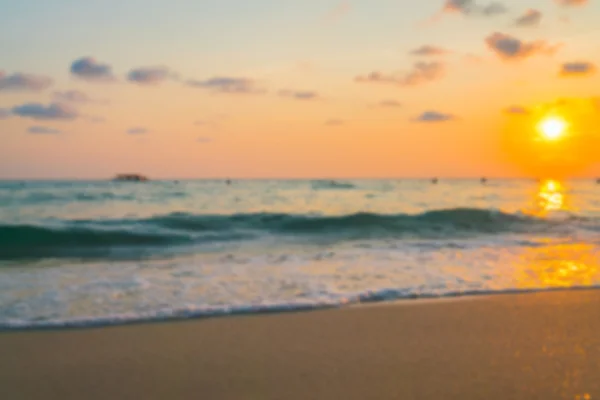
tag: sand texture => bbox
[1,291,599,399]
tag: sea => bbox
[1,178,599,329]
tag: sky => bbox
[1,0,600,179]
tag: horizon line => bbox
[1,176,599,181]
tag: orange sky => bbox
[1,0,599,179]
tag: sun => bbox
[537,117,567,141]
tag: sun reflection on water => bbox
[516,244,600,288]
[513,179,600,289]
[537,179,566,214]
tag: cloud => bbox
[410,45,449,56]
[514,9,542,27]
[377,99,402,108]
[197,136,213,143]
[356,62,445,86]
[278,89,320,100]
[480,2,508,15]
[53,90,94,104]
[53,90,108,105]
[11,102,78,120]
[556,0,587,6]
[443,0,508,16]
[325,119,344,126]
[324,1,351,22]
[0,109,10,119]
[27,126,62,134]
[186,77,264,94]
[127,127,148,135]
[70,57,116,82]
[504,105,530,115]
[194,120,222,131]
[127,66,170,85]
[414,111,455,122]
[559,62,596,77]
[485,32,559,61]
[0,72,53,92]
[88,116,106,123]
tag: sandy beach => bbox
[1,290,599,400]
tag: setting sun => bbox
[538,117,567,141]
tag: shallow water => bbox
[1,178,599,328]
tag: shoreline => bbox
[2,290,600,399]
[0,290,600,400]
[2,285,600,332]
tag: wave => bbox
[2,285,599,330]
[0,191,137,204]
[0,208,588,260]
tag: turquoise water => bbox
[1,179,600,328]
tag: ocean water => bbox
[1,178,600,329]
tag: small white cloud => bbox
[70,57,116,82]
[0,72,53,92]
[504,105,530,115]
[127,66,171,85]
[410,45,450,56]
[356,62,445,86]
[27,126,62,134]
[325,119,344,126]
[12,102,78,120]
[186,77,265,94]
[127,127,148,134]
[514,9,542,27]
[559,62,596,77]
[278,89,320,100]
[414,111,456,122]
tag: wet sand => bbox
[1,290,599,399]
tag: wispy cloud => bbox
[186,77,265,94]
[0,72,52,92]
[443,0,508,16]
[504,105,530,115]
[27,126,62,134]
[410,45,450,57]
[278,89,321,100]
[413,111,455,122]
[70,57,116,82]
[87,116,106,123]
[324,1,351,23]
[556,0,587,7]
[324,119,344,126]
[377,99,402,108]
[485,32,560,61]
[127,127,148,135]
[52,90,105,104]
[514,9,542,27]
[356,62,445,86]
[127,66,170,85]
[194,120,222,132]
[559,62,596,77]
[11,102,78,120]
[0,108,11,119]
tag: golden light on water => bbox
[514,179,600,289]
[537,179,565,213]
[516,244,600,288]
